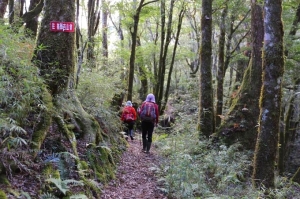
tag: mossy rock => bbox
[0,190,7,199]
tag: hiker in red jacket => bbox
[121,101,137,140]
[138,93,159,153]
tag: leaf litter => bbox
[101,132,167,199]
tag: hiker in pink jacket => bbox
[138,94,159,153]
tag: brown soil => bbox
[101,133,167,199]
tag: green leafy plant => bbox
[157,126,300,199]
[39,192,59,199]
[43,152,78,180]
[45,178,83,195]
[70,194,89,199]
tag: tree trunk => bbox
[87,0,100,67]
[8,0,13,24]
[128,0,145,101]
[0,0,8,19]
[217,2,263,150]
[163,7,184,112]
[157,0,175,112]
[128,0,157,101]
[24,0,40,37]
[280,79,300,174]
[288,4,300,37]
[137,38,148,101]
[279,3,300,175]
[216,5,227,128]
[291,167,300,184]
[198,0,214,138]
[33,2,75,95]
[30,0,76,153]
[252,0,284,188]
[185,5,200,76]
[235,58,248,83]
[154,0,165,102]
[101,0,108,67]
[217,7,250,127]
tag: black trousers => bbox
[141,121,155,142]
[124,121,135,136]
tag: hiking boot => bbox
[130,136,134,140]
[142,139,147,152]
[146,142,151,153]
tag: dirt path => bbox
[101,133,167,199]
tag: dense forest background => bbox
[0,0,300,198]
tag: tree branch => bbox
[21,0,43,23]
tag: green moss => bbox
[79,161,89,170]
[43,164,60,179]
[85,145,116,183]
[95,172,106,182]
[0,190,7,199]
[0,175,10,186]
[82,178,101,198]
[53,115,78,157]
[66,123,76,130]
[31,87,53,157]
[69,96,104,144]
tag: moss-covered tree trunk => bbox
[215,5,227,128]
[198,0,214,138]
[30,0,76,155]
[31,0,103,151]
[217,2,263,150]
[252,0,284,188]
[33,0,75,96]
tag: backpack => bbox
[123,107,134,122]
[140,102,156,122]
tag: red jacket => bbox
[121,106,137,121]
[139,102,159,124]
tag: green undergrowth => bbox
[153,92,300,199]
[155,116,300,199]
[0,24,127,198]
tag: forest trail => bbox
[101,132,167,199]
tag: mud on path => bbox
[101,133,167,199]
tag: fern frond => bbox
[63,179,84,187]
[46,178,69,195]
[39,192,59,199]
[20,191,32,199]
[69,194,89,199]
[58,151,79,160]
[10,125,27,135]
[99,145,111,152]
[46,178,83,195]
[7,117,16,124]
[43,153,60,163]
